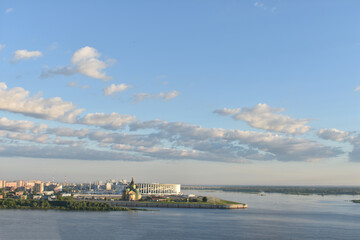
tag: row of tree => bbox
[0,198,130,211]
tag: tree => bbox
[202,197,208,202]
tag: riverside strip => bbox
[0,198,132,211]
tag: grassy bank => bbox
[0,198,131,211]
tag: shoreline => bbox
[83,199,248,209]
[182,186,360,196]
[112,201,247,209]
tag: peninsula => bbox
[0,178,247,210]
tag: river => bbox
[0,190,359,240]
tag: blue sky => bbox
[0,1,359,185]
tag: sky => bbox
[0,1,359,185]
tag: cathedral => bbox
[122,177,141,201]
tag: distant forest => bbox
[182,186,360,196]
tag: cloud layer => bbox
[215,103,310,134]
[0,83,136,129]
[0,83,350,163]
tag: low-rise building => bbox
[5,181,17,189]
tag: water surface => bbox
[1,191,359,240]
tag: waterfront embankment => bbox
[110,201,247,209]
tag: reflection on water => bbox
[1,191,360,240]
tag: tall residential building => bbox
[16,180,25,188]
[34,182,44,194]
[0,180,5,188]
[95,180,102,185]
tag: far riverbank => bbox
[182,185,360,196]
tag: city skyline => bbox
[0,1,360,185]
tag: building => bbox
[5,181,17,189]
[105,182,112,190]
[122,178,141,201]
[16,180,24,188]
[33,182,44,194]
[0,180,5,188]
[25,181,36,189]
[114,183,127,193]
[137,183,181,195]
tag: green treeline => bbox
[183,186,360,196]
[0,198,130,211]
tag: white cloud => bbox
[12,49,42,62]
[354,86,360,92]
[112,144,133,150]
[0,117,47,133]
[254,2,265,8]
[0,144,146,161]
[316,129,359,161]
[0,130,49,143]
[53,137,85,147]
[0,44,5,51]
[47,127,89,138]
[71,46,112,81]
[5,8,13,14]
[41,46,113,81]
[67,81,90,89]
[79,112,136,129]
[229,103,310,134]
[133,90,179,103]
[214,108,241,116]
[317,128,350,142]
[164,90,180,101]
[0,82,85,123]
[104,83,130,96]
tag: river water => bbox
[0,190,359,240]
